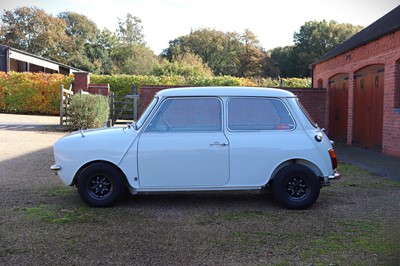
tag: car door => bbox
[137,97,229,187]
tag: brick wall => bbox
[285,88,327,129]
[139,85,187,115]
[88,84,110,96]
[313,30,400,156]
[73,72,110,96]
[139,85,327,129]
[73,72,90,93]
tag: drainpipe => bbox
[5,46,10,73]
[311,65,314,88]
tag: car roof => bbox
[155,86,296,98]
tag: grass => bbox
[205,190,400,265]
[314,220,382,254]
[47,186,75,197]
[10,162,399,265]
[214,210,264,222]
[24,204,94,224]
[339,162,400,188]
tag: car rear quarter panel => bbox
[227,129,329,186]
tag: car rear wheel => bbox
[272,164,320,209]
[77,163,124,207]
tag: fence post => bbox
[109,91,114,127]
[132,84,138,121]
[60,84,64,125]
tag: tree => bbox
[153,52,213,78]
[109,13,158,75]
[58,11,99,46]
[164,28,247,76]
[117,13,145,45]
[58,11,106,72]
[0,7,70,61]
[293,20,363,77]
[164,28,235,75]
[110,44,158,75]
[164,28,277,78]
[269,46,298,78]
[97,29,120,74]
[237,29,265,77]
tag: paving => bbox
[334,143,400,182]
[0,113,62,131]
[1,113,400,182]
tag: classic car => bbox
[51,87,340,209]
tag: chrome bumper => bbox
[322,170,341,186]
[50,164,61,171]
[329,169,341,180]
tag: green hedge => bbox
[0,71,311,115]
[91,74,311,95]
[67,94,110,131]
[0,72,73,115]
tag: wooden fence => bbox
[60,84,138,127]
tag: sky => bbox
[0,0,399,54]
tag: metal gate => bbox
[109,85,139,126]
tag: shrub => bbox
[253,77,311,88]
[67,94,110,131]
[0,72,73,115]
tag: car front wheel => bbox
[272,164,320,209]
[77,163,124,207]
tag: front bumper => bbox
[50,164,61,171]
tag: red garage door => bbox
[353,65,384,151]
[328,73,349,142]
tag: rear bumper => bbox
[329,169,341,180]
[322,169,341,186]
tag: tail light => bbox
[328,148,338,169]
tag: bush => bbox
[0,72,73,115]
[67,94,110,131]
[250,77,311,88]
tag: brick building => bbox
[312,5,400,156]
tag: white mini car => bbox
[51,87,340,209]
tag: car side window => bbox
[228,97,295,131]
[145,98,222,132]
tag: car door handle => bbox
[210,142,229,146]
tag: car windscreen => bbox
[136,97,158,129]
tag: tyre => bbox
[77,163,125,207]
[272,164,320,209]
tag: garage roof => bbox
[0,43,83,73]
[314,5,400,65]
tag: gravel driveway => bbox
[1,114,400,265]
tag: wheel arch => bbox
[269,159,323,183]
[72,160,128,187]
